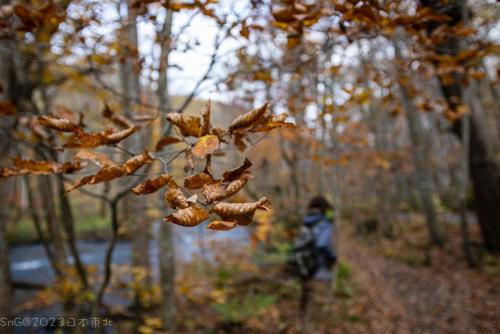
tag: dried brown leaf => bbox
[222,158,252,181]
[166,113,202,137]
[192,135,219,158]
[75,149,113,167]
[37,115,79,132]
[229,103,269,132]
[210,196,270,225]
[123,150,153,175]
[155,136,183,151]
[202,180,227,203]
[207,220,237,231]
[200,100,211,136]
[102,104,134,128]
[164,205,209,227]
[102,126,140,145]
[165,181,190,209]
[184,172,213,189]
[132,174,172,195]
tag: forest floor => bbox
[331,219,500,334]
[165,215,500,334]
[13,214,500,333]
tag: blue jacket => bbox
[303,212,337,265]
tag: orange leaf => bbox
[210,196,270,225]
[164,205,209,227]
[123,150,153,175]
[200,100,211,136]
[132,174,172,195]
[201,180,226,203]
[103,126,140,145]
[75,149,113,167]
[37,115,79,132]
[192,135,219,158]
[155,136,183,151]
[166,113,202,137]
[102,104,134,129]
[184,172,213,189]
[207,220,237,231]
[229,103,269,132]
[222,158,252,181]
[165,181,190,209]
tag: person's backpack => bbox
[287,225,319,278]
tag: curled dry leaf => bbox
[222,158,252,181]
[123,150,153,175]
[60,160,86,174]
[37,115,79,132]
[67,164,127,192]
[102,104,134,129]
[192,134,219,158]
[165,181,190,209]
[184,149,194,173]
[103,126,140,145]
[212,127,227,141]
[201,159,253,203]
[202,180,226,203]
[164,205,209,227]
[184,172,213,189]
[64,126,140,148]
[229,103,269,132]
[12,157,58,174]
[67,151,151,192]
[250,113,296,132]
[233,133,248,152]
[1,158,85,178]
[155,135,182,151]
[207,220,237,231]
[210,196,270,225]
[75,149,113,167]
[200,100,211,136]
[224,171,253,198]
[166,113,202,137]
[132,174,172,195]
[64,131,109,148]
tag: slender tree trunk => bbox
[25,176,62,276]
[118,0,152,308]
[0,0,11,318]
[56,176,88,287]
[394,36,445,247]
[0,182,10,320]
[38,176,68,271]
[157,8,176,331]
[420,0,500,250]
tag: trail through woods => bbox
[333,232,500,334]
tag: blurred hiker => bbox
[288,196,338,325]
[289,195,337,281]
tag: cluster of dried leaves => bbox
[132,101,293,230]
[1,100,294,230]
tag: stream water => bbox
[9,222,250,333]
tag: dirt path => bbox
[338,235,499,334]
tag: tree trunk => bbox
[39,176,68,271]
[157,8,176,331]
[0,0,13,320]
[420,0,500,250]
[118,0,152,306]
[0,182,10,320]
[394,36,445,247]
[56,176,88,287]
